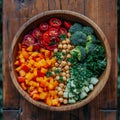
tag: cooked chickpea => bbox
[58,44,62,49]
[61,61,67,67]
[67,54,71,58]
[55,76,60,80]
[54,48,58,52]
[66,73,70,78]
[62,44,67,49]
[66,70,69,74]
[58,90,63,96]
[63,76,67,81]
[62,40,66,44]
[61,72,66,76]
[52,67,56,71]
[63,99,68,104]
[64,65,69,70]
[66,38,70,44]
[67,44,72,49]
[62,49,66,53]
[55,62,59,67]
[59,97,64,103]
[56,86,62,91]
[59,83,65,88]
[67,33,71,38]
[66,49,70,53]
[68,62,71,66]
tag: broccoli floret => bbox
[69,23,82,34]
[85,43,96,54]
[70,31,87,46]
[87,34,102,45]
[82,26,94,35]
[70,46,86,61]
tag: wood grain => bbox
[3,0,117,120]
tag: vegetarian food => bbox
[14,18,106,106]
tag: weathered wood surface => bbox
[2,0,117,120]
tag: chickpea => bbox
[67,54,71,58]
[67,44,72,49]
[58,90,63,96]
[59,97,64,103]
[64,65,69,70]
[62,49,66,53]
[61,61,67,67]
[63,76,67,81]
[68,62,71,66]
[59,83,65,89]
[63,99,68,104]
[66,48,70,53]
[61,72,66,76]
[55,76,60,80]
[58,44,62,49]
[66,73,70,78]
[54,48,58,53]
[56,86,62,91]
[66,70,69,74]
[66,38,70,44]
[52,67,56,71]
[55,62,59,67]
[62,40,66,44]
[67,33,71,38]
[62,44,67,49]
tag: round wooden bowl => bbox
[9,10,111,111]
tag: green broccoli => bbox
[82,26,94,35]
[70,31,87,46]
[85,43,96,54]
[70,46,86,61]
[86,34,97,43]
[69,23,82,34]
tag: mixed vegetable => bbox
[14,18,106,106]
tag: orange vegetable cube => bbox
[32,94,40,100]
[27,45,33,52]
[19,70,26,77]
[41,68,48,74]
[21,82,27,90]
[39,92,47,100]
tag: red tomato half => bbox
[59,27,67,36]
[49,18,62,28]
[39,22,49,31]
[23,34,35,46]
[31,28,42,39]
[64,21,72,29]
[49,27,59,37]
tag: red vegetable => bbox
[21,64,30,72]
[39,22,49,31]
[33,43,40,51]
[31,28,42,39]
[18,76,25,83]
[49,27,59,37]
[49,18,62,28]
[64,21,72,29]
[59,27,67,36]
[23,34,35,46]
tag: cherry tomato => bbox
[49,27,59,37]
[31,28,42,39]
[23,34,35,46]
[59,27,67,36]
[39,22,49,31]
[49,18,62,28]
[64,21,72,29]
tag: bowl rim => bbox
[9,10,111,111]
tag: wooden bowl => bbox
[9,10,111,111]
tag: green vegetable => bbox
[46,71,52,77]
[54,52,62,60]
[59,34,67,41]
[82,26,94,35]
[90,77,99,85]
[86,34,97,43]
[70,46,86,62]
[80,91,87,99]
[69,23,82,34]
[70,31,87,46]
[85,42,96,54]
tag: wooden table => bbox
[2,0,118,120]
